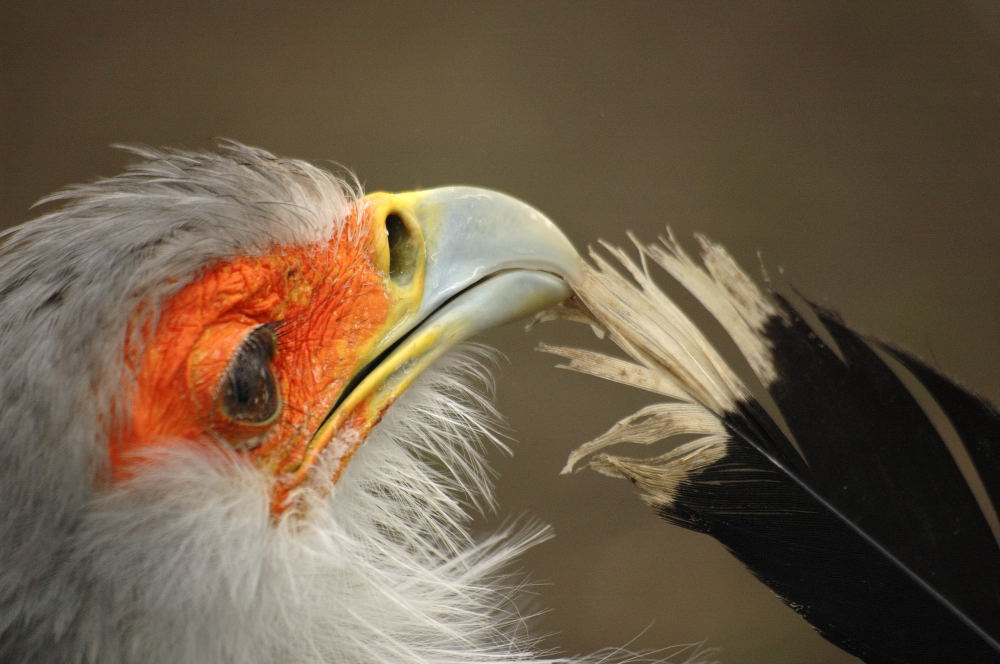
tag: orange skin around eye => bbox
[112,208,390,509]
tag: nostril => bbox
[385,212,418,284]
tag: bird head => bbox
[112,176,576,514]
[0,144,579,663]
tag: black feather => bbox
[551,237,1000,663]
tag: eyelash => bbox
[263,320,292,349]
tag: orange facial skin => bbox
[112,207,391,511]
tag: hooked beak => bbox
[278,187,580,500]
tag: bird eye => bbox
[220,325,281,426]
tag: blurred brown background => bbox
[3,2,998,662]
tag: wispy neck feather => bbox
[3,349,529,663]
[7,348,702,664]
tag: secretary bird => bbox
[0,142,592,664]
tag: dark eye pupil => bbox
[221,327,280,424]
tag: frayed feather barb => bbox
[547,235,1000,663]
[585,435,729,508]
[560,403,724,476]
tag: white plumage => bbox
[0,145,537,663]
[0,144,700,664]
[56,350,556,663]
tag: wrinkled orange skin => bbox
[112,209,389,509]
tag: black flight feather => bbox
[547,236,1000,663]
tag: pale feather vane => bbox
[548,235,1000,663]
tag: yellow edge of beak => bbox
[276,186,579,499]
